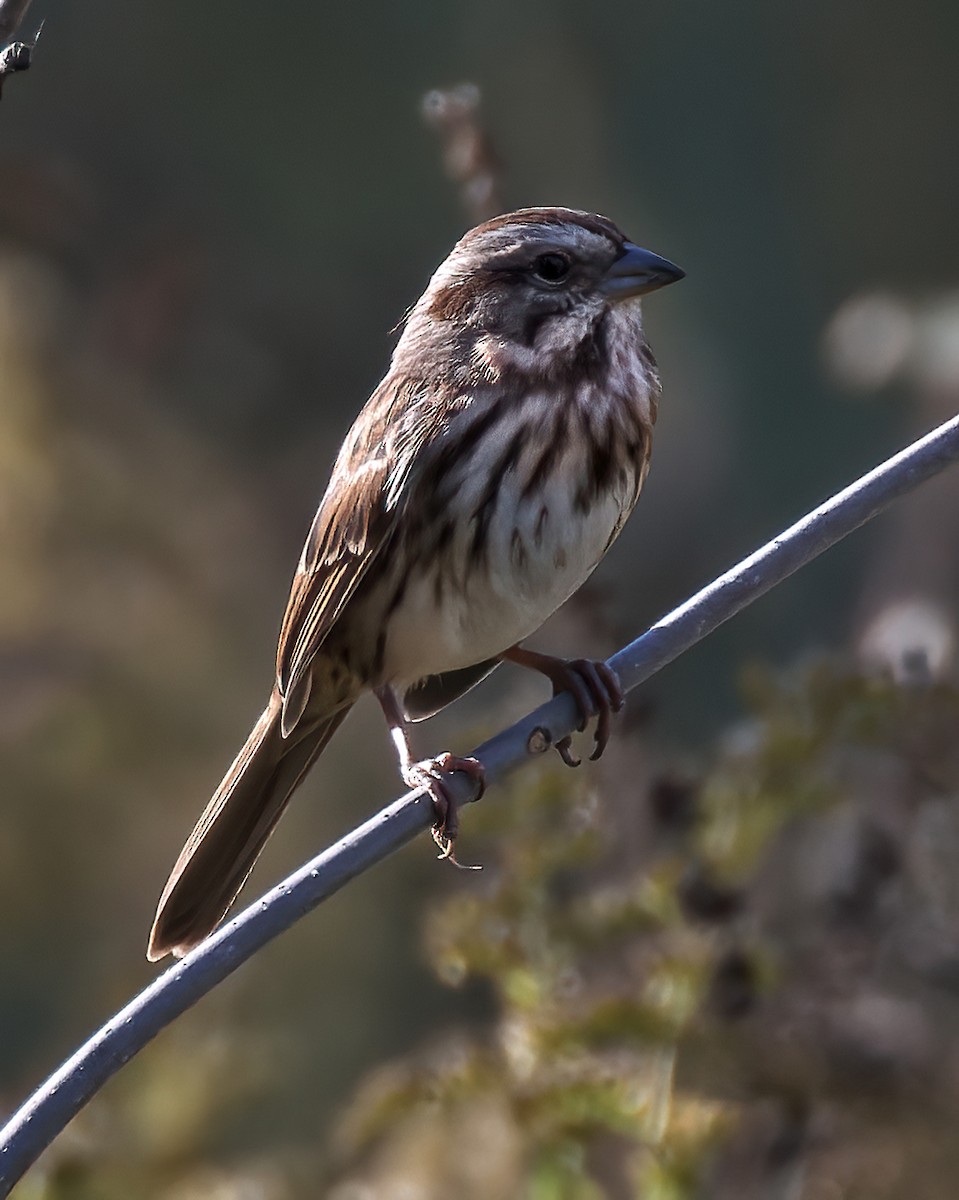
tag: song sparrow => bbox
[147,207,683,960]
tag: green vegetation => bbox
[22,662,959,1197]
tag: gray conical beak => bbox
[600,242,685,301]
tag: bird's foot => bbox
[501,647,625,766]
[404,753,484,870]
[552,658,625,766]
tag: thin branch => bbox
[1,412,958,1193]
[0,0,37,98]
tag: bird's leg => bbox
[499,645,625,766]
[374,686,484,867]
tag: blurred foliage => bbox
[313,662,959,1198]
[21,660,959,1196]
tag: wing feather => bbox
[275,379,458,728]
[276,458,391,723]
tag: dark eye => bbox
[531,253,571,283]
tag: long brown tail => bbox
[147,695,350,961]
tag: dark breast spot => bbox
[434,519,455,556]
[569,309,610,385]
[521,414,565,499]
[510,527,528,570]
[574,418,619,514]
[468,426,530,566]
[430,399,508,493]
[534,504,549,547]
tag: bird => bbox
[147,207,684,961]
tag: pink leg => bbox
[375,686,484,867]
[499,645,625,766]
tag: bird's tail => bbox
[147,694,350,961]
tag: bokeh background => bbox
[2,1,959,1196]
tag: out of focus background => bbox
[2,2,959,1196]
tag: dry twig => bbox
[421,84,504,223]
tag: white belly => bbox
[381,445,633,688]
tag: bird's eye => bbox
[531,253,571,283]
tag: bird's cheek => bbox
[470,337,505,382]
[473,333,539,379]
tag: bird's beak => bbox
[600,242,685,301]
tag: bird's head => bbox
[423,207,682,337]
[402,208,683,384]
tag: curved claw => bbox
[499,646,625,769]
[555,659,624,765]
[555,735,582,768]
[586,659,625,760]
[406,754,484,870]
[430,823,481,870]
